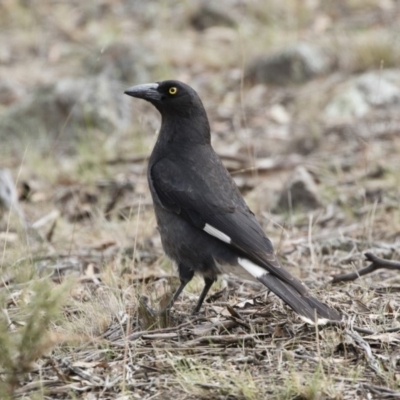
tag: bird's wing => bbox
[150,156,307,295]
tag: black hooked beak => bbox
[124,82,161,102]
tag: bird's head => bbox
[124,80,206,119]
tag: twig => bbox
[331,252,400,283]
[360,383,400,399]
[321,320,400,335]
[345,328,385,379]
[111,316,207,345]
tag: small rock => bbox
[0,169,24,221]
[324,86,369,119]
[0,81,23,105]
[275,166,322,211]
[357,71,400,106]
[0,76,130,154]
[324,69,400,120]
[246,42,335,86]
[268,104,291,125]
[190,2,237,31]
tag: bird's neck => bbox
[159,112,211,146]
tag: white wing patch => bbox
[299,316,331,326]
[204,223,231,244]
[238,258,269,278]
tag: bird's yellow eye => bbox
[169,87,178,95]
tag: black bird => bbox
[124,80,341,324]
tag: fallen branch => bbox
[331,252,400,283]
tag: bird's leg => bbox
[159,264,194,314]
[192,277,216,314]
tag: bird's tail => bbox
[257,273,341,324]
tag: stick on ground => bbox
[331,252,400,283]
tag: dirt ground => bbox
[0,1,400,399]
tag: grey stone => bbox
[0,76,130,154]
[0,169,23,221]
[190,2,237,31]
[0,81,23,105]
[275,166,322,211]
[324,69,400,120]
[246,42,335,86]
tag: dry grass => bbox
[1,0,400,399]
